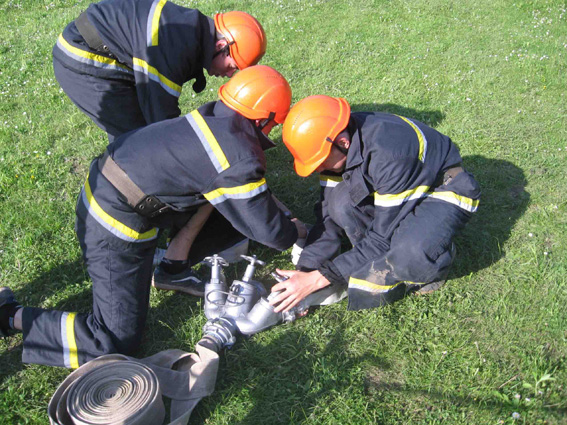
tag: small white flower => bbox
[512,412,520,419]
[514,394,521,399]
[544,251,548,256]
[47,151,51,155]
[528,233,533,237]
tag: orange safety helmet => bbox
[214,12,267,70]
[218,65,292,124]
[282,95,351,177]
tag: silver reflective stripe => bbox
[319,178,342,188]
[205,181,269,206]
[80,189,158,243]
[56,37,133,75]
[146,0,167,46]
[395,115,428,163]
[185,112,230,173]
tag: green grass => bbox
[1,0,566,423]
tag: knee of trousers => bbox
[110,329,144,357]
[327,183,355,229]
[387,238,454,283]
[87,318,145,357]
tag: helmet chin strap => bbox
[212,41,235,58]
[326,137,349,155]
[257,112,276,131]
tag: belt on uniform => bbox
[48,339,219,425]
[98,151,172,218]
[75,11,115,57]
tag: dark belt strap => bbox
[434,164,464,187]
[98,151,170,218]
[75,11,112,54]
[443,165,464,185]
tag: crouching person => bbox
[270,95,480,312]
[0,66,305,367]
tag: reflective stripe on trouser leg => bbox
[347,257,407,311]
[22,308,84,368]
[21,214,157,368]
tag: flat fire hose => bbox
[48,338,219,425]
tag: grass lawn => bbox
[0,0,566,423]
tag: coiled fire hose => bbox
[48,338,219,425]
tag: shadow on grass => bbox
[191,318,392,425]
[0,259,88,381]
[0,257,202,382]
[452,155,529,277]
[190,317,564,424]
[351,103,446,127]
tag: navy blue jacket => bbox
[78,101,298,250]
[297,112,479,284]
[53,0,215,124]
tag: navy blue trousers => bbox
[53,58,146,142]
[21,206,243,368]
[326,173,478,310]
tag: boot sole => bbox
[413,280,446,295]
[151,279,204,297]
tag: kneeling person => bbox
[270,95,480,312]
[0,66,304,368]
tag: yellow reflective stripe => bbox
[66,312,79,369]
[428,191,480,213]
[190,110,230,171]
[150,0,167,46]
[374,185,430,206]
[396,115,427,162]
[348,277,400,292]
[204,178,267,202]
[132,57,181,96]
[319,175,343,187]
[84,177,158,240]
[57,34,131,71]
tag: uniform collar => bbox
[193,16,216,93]
[344,117,364,171]
[202,16,216,72]
[210,101,276,151]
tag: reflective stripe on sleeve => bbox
[348,277,401,293]
[61,312,79,369]
[319,175,343,188]
[147,0,167,46]
[374,185,430,207]
[56,34,133,74]
[204,179,268,206]
[395,115,428,163]
[186,110,230,173]
[427,191,479,213]
[82,177,158,243]
[132,57,181,97]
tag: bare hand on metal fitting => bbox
[269,269,330,313]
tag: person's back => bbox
[52,0,266,140]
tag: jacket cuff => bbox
[318,260,348,288]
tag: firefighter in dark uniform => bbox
[53,0,267,141]
[0,66,304,367]
[269,95,481,312]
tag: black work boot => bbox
[0,287,21,337]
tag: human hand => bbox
[269,269,330,312]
